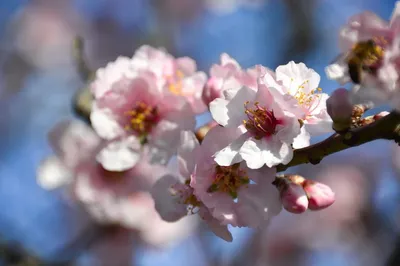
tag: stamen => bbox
[243,101,280,139]
[207,164,249,199]
[124,101,160,136]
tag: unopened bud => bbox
[281,183,308,214]
[202,77,222,107]
[302,180,335,211]
[273,176,308,214]
[326,88,353,132]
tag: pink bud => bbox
[326,88,353,131]
[202,77,222,107]
[280,183,309,214]
[303,180,335,211]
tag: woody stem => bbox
[276,111,400,172]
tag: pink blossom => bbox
[130,45,208,114]
[302,180,335,211]
[202,53,242,106]
[37,120,101,190]
[90,66,196,171]
[38,120,197,246]
[191,126,282,229]
[326,2,400,109]
[275,62,332,140]
[210,75,301,169]
[151,131,233,242]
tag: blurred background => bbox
[0,0,400,265]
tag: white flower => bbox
[210,79,301,169]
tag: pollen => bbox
[293,81,323,109]
[243,101,281,139]
[124,102,160,136]
[167,70,186,95]
[208,163,250,199]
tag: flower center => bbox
[167,70,186,95]
[125,102,160,137]
[208,163,249,199]
[172,180,202,214]
[243,101,280,139]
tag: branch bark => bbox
[276,111,400,172]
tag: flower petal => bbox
[151,174,188,222]
[96,137,141,171]
[178,131,200,177]
[37,156,72,190]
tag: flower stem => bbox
[276,111,400,172]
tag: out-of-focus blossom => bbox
[38,120,197,247]
[202,53,242,106]
[10,1,86,70]
[202,54,268,107]
[210,73,301,169]
[90,46,199,170]
[37,120,101,190]
[191,126,282,229]
[302,180,335,211]
[326,1,400,110]
[151,131,234,242]
[129,45,208,114]
[326,88,353,131]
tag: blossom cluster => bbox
[38,44,339,243]
[326,1,400,111]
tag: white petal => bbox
[178,131,200,177]
[325,61,350,85]
[239,138,265,169]
[213,133,247,166]
[209,98,230,126]
[151,175,188,222]
[37,156,72,190]
[96,137,141,171]
[90,105,125,140]
[262,140,293,167]
[292,127,311,149]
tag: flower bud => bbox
[273,176,308,214]
[302,180,335,211]
[202,77,222,107]
[326,88,353,132]
[280,183,309,214]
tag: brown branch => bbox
[276,111,400,172]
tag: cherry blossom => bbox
[38,120,197,247]
[130,45,208,114]
[191,126,282,229]
[151,131,234,242]
[275,62,332,138]
[210,75,301,169]
[90,66,196,171]
[325,2,400,109]
[37,120,101,190]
